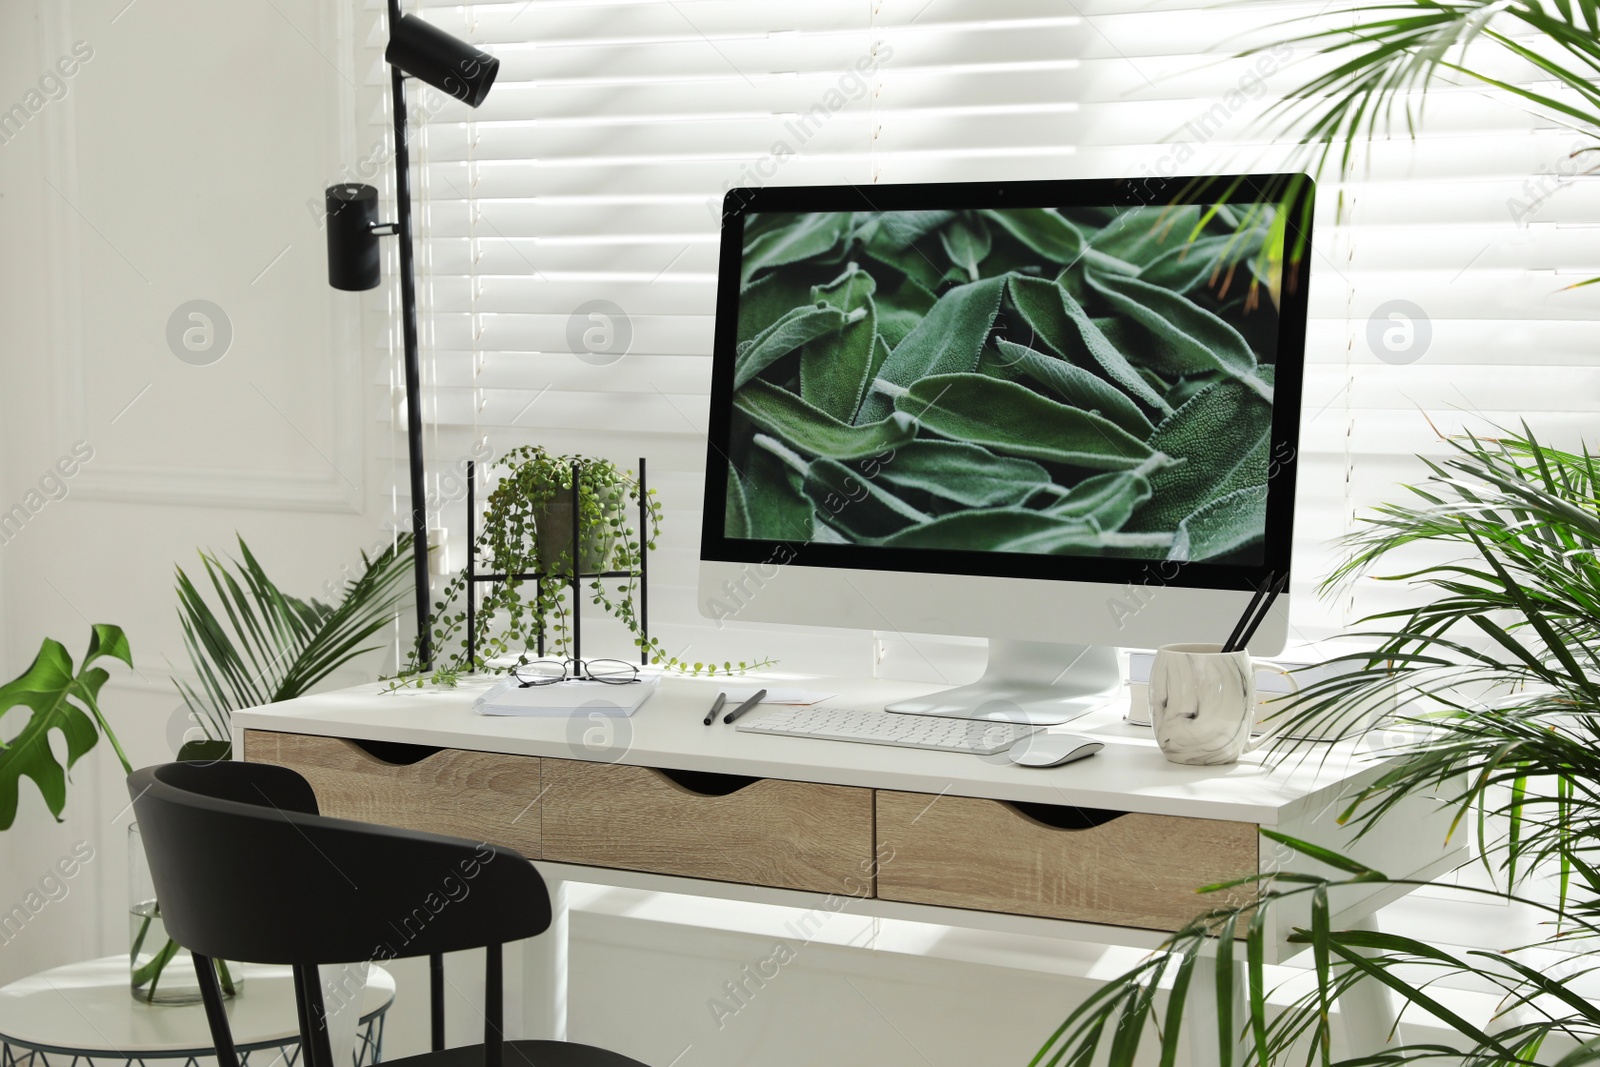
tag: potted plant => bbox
[1029,5,1600,1058]
[1033,426,1600,1067]
[406,445,767,685]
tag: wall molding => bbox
[70,462,364,511]
[42,0,366,514]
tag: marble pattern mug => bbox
[1149,642,1296,765]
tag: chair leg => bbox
[294,964,337,1067]
[292,965,316,1067]
[429,952,446,1052]
[192,952,241,1067]
[484,944,503,1067]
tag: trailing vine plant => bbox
[395,446,769,686]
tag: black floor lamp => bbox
[324,3,499,669]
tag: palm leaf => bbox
[1258,0,1600,158]
[1234,0,1600,291]
[1035,424,1600,1067]
[1033,864,1599,1067]
[176,535,413,737]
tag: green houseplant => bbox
[0,624,133,830]
[1263,0,1600,217]
[1028,5,1600,1062]
[405,445,767,685]
[127,534,414,1003]
[1032,427,1600,1067]
[174,533,415,755]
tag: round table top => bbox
[0,956,395,1055]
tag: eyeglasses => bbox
[512,657,641,688]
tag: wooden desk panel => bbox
[540,758,875,895]
[242,730,544,859]
[875,790,1258,930]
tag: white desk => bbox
[234,671,1462,1060]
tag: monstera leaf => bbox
[0,624,133,830]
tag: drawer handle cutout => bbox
[348,739,445,765]
[1006,802,1128,831]
[654,768,760,797]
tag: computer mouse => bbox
[1007,732,1103,768]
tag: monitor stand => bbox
[883,640,1121,726]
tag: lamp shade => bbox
[386,15,498,108]
[325,183,381,291]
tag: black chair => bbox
[128,761,645,1067]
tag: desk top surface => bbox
[234,671,1390,825]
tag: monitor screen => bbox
[702,175,1311,592]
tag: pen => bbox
[723,689,767,724]
[703,692,727,726]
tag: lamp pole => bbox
[327,7,497,671]
[388,0,432,668]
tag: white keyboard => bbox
[736,705,1040,755]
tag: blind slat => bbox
[351,0,1600,654]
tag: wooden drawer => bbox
[875,791,1257,930]
[541,758,874,894]
[242,730,542,859]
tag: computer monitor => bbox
[698,174,1312,724]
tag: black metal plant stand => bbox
[464,458,650,666]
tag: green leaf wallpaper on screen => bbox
[725,203,1285,563]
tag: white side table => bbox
[0,957,395,1067]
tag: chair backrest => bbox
[128,761,552,966]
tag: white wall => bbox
[0,0,389,986]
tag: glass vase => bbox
[129,823,244,1004]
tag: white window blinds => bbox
[357,0,1600,667]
